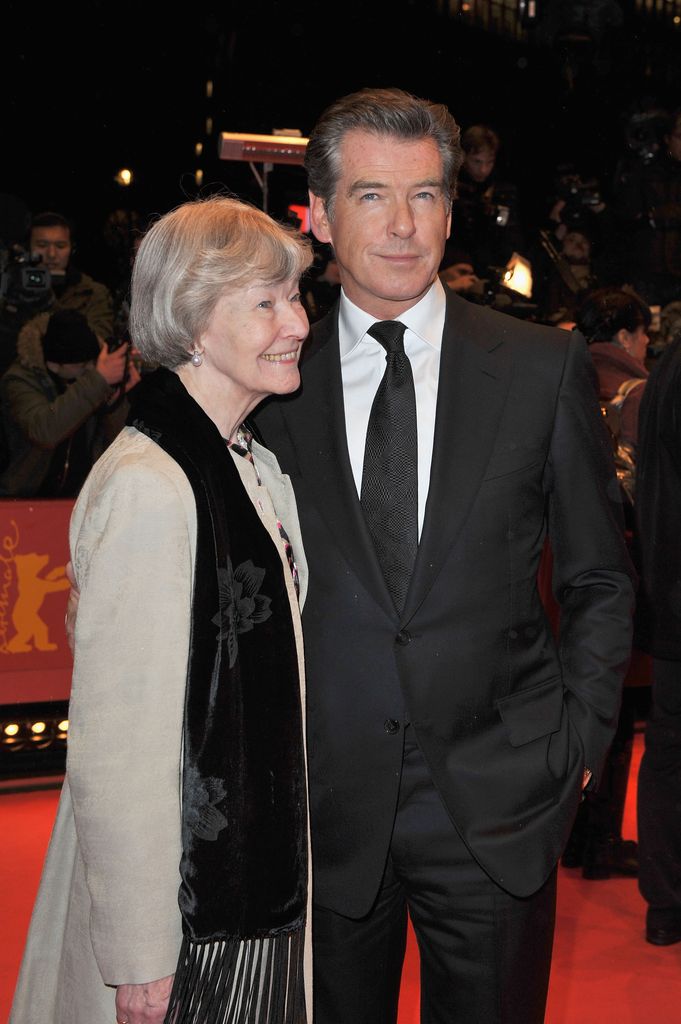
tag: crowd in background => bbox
[1,103,681,501]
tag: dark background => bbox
[3,0,681,290]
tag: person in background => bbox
[560,287,652,880]
[301,238,342,322]
[29,211,114,339]
[438,257,484,299]
[10,196,313,1024]
[0,308,135,497]
[253,87,634,1024]
[531,224,599,326]
[446,123,525,280]
[576,287,650,453]
[634,333,681,946]
[613,107,681,307]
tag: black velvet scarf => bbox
[127,368,307,1023]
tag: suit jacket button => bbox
[395,630,412,645]
[384,719,401,735]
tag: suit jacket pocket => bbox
[495,676,564,746]
[483,448,541,482]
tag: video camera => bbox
[553,172,602,227]
[487,186,517,228]
[0,243,53,320]
[623,106,668,165]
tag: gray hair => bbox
[129,196,313,369]
[304,87,463,217]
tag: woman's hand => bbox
[115,974,174,1024]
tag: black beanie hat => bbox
[42,309,100,364]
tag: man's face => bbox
[45,361,93,380]
[463,147,496,183]
[561,231,591,264]
[30,225,72,275]
[309,131,451,320]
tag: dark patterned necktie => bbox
[360,320,418,612]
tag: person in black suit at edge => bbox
[252,87,635,1024]
[634,334,681,948]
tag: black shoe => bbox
[582,836,639,880]
[561,846,583,869]
[646,925,681,946]
[561,832,585,868]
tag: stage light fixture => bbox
[1,703,69,777]
[219,131,309,167]
[219,130,309,213]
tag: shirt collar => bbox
[338,278,447,359]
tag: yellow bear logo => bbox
[7,553,70,653]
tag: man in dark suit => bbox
[253,88,634,1023]
[634,335,681,947]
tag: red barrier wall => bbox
[0,500,74,705]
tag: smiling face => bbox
[309,131,451,320]
[197,276,309,421]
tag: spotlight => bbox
[502,253,533,299]
[114,168,134,187]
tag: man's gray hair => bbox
[129,196,312,369]
[304,87,463,217]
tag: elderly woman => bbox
[10,196,313,1024]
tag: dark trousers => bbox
[638,657,681,926]
[313,729,557,1024]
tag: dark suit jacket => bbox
[634,335,681,660]
[253,288,635,915]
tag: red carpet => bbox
[3,732,681,1022]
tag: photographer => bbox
[0,195,53,376]
[531,223,600,325]
[529,168,617,324]
[28,211,114,338]
[446,124,525,279]
[0,308,139,497]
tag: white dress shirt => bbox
[339,278,446,538]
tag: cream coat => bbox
[10,425,311,1023]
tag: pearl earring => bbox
[191,347,203,367]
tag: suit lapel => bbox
[403,291,513,620]
[283,294,513,621]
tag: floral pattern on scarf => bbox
[212,557,272,668]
